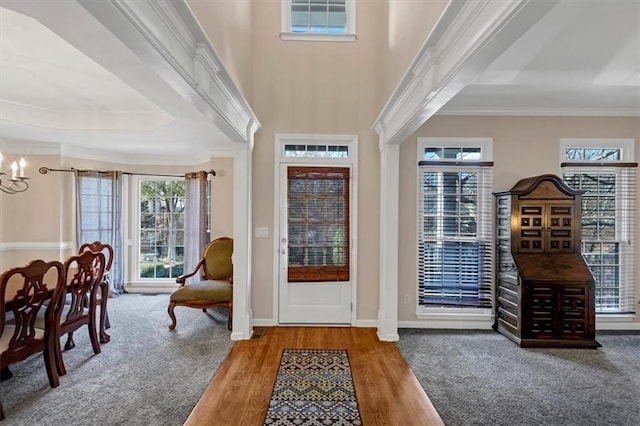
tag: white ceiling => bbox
[440,0,640,116]
[0,1,638,165]
[0,2,231,165]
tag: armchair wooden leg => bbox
[168,302,177,331]
[64,332,76,350]
[51,326,66,378]
[88,313,101,355]
[43,339,60,388]
[99,282,111,343]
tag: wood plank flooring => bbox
[185,327,443,426]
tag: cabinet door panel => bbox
[547,204,575,253]
[518,204,545,252]
[517,203,576,253]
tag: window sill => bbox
[125,281,177,294]
[596,313,636,322]
[280,32,357,42]
[416,307,493,321]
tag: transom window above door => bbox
[281,0,356,42]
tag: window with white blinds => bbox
[561,141,637,314]
[417,139,494,308]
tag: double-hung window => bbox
[281,0,356,41]
[417,138,494,311]
[135,177,211,282]
[561,139,637,314]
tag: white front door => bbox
[278,165,352,324]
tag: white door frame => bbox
[272,134,358,325]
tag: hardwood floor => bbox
[185,327,443,425]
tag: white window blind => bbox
[562,162,637,313]
[417,150,494,308]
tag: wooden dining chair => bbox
[1,259,66,389]
[77,241,113,344]
[35,250,105,377]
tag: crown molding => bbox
[0,138,232,165]
[78,0,261,143]
[59,144,213,166]
[0,140,63,156]
[437,106,640,117]
[0,100,173,132]
[373,0,561,146]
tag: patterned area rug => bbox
[264,349,362,426]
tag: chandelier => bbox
[0,152,30,194]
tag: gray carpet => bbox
[397,328,640,426]
[0,293,234,426]
[3,298,639,426]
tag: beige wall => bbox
[0,154,73,271]
[1,155,234,288]
[209,157,234,240]
[249,0,385,321]
[398,115,640,324]
[188,0,254,102]
[382,0,449,101]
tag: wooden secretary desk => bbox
[494,174,600,348]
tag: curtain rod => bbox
[38,167,216,177]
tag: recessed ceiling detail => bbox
[439,0,640,116]
[0,7,174,132]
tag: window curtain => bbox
[184,171,209,282]
[75,170,125,294]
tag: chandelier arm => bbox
[0,176,30,194]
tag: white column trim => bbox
[377,143,400,342]
[230,140,254,341]
[373,0,560,146]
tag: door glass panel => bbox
[286,166,350,282]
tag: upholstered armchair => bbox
[168,237,233,331]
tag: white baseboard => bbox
[597,322,640,331]
[253,318,277,327]
[251,318,378,328]
[398,319,494,330]
[230,331,247,341]
[398,320,640,331]
[124,285,173,294]
[353,319,377,328]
